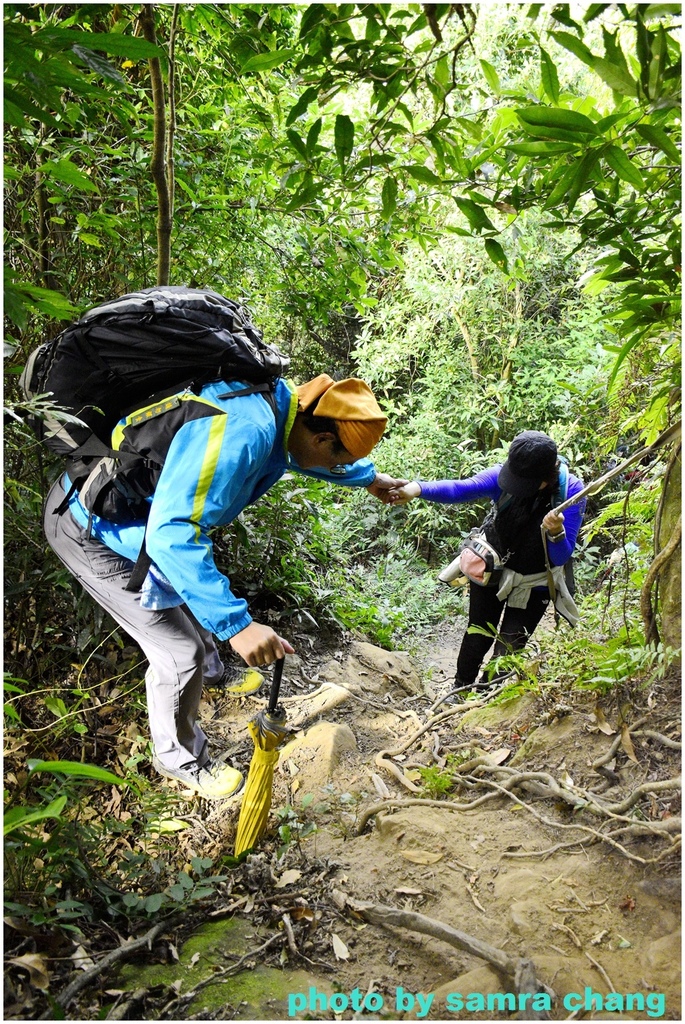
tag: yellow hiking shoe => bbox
[206,665,264,696]
[153,757,244,800]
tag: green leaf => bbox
[27,759,127,785]
[334,114,355,172]
[636,123,681,164]
[480,59,501,93]
[306,118,322,156]
[506,141,574,155]
[455,197,496,233]
[549,30,595,65]
[284,174,321,212]
[404,165,442,185]
[544,159,583,207]
[539,47,560,103]
[516,107,599,135]
[566,149,600,209]
[3,88,62,129]
[71,45,126,85]
[144,893,165,914]
[37,27,164,59]
[286,87,318,127]
[550,29,636,95]
[44,696,68,719]
[38,159,98,193]
[588,56,637,96]
[241,49,295,73]
[381,176,398,220]
[286,129,307,160]
[603,146,645,190]
[4,796,68,836]
[484,238,509,272]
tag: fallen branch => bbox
[348,900,551,1020]
[45,920,168,1015]
[584,950,617,993]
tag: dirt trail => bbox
[185,633,681,1022]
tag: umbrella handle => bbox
[267,657,285,715]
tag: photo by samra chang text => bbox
[287,984,668,1018]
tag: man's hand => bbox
[366,472,411,505]
[386,481,422,505]
[229,621,295,666]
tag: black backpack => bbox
[21,285,289,456]
[21,286,290,586]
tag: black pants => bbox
[456,583,549,684]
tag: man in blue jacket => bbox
[44,373,405,799]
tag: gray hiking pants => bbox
[44,478,225,771]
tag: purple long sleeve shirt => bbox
[419,465,585,567]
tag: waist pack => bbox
[438,529,507,589]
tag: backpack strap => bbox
[217,380,278,416]
[125,539,152,593]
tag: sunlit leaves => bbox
[38,158,99,193]
[480,59,501,93]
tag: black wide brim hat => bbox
[497,431,558,497]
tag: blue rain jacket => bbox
[65,378,377,639]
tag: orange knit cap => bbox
[295,373,387,460]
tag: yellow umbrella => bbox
[234,658,291,856]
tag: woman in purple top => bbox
[389,431,585,693]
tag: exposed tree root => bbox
[362,690,681,868]
[356,764,681,865]
[374,685,509,793]
[347,900,551,1020]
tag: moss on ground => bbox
[117,916,331,1019]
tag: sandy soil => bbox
[193,631,681,1021]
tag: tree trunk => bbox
[139,4,172,286]
[650,443,682,651]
